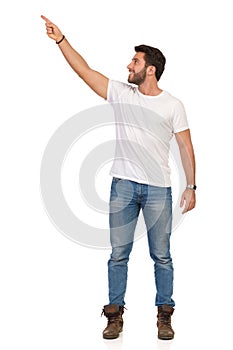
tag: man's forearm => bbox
[179,144,196,185]
[57,38,90,78]
[175,129,196,186]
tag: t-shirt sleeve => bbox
[172,100,189,133]
[107,80,129,103]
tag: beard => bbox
[128,66,147,85]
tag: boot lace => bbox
[159,312,171,325]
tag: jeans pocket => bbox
[112,177,122,183]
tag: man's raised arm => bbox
[41,15,109,99]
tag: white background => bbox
[1,0,233,349]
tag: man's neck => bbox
[138,81,163,96]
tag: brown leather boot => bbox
[102,304,124,339]
[157,304,175,340]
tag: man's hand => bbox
[180,188,196,214]
[41,15,63,42]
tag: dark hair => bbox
[134,44,166,81]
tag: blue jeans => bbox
[108,177,175,307]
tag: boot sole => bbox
[103,334,120,340]
[158,335,174,340]
[103,328,123,340]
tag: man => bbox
[41,15,196,341]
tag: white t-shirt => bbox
[107,80,189,187]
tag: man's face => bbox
[127,52,147,85]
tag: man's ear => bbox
[147,65,156,76]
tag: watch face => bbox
[187,185,197,190]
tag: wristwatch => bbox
[186,184,197,190]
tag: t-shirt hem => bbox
[173,126,189,133]
[106,80,111,101]
[109,172,171,188]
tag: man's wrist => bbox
[56,34,65,44]
[186,184,197,191]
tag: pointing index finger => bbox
[41,15,52,24]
